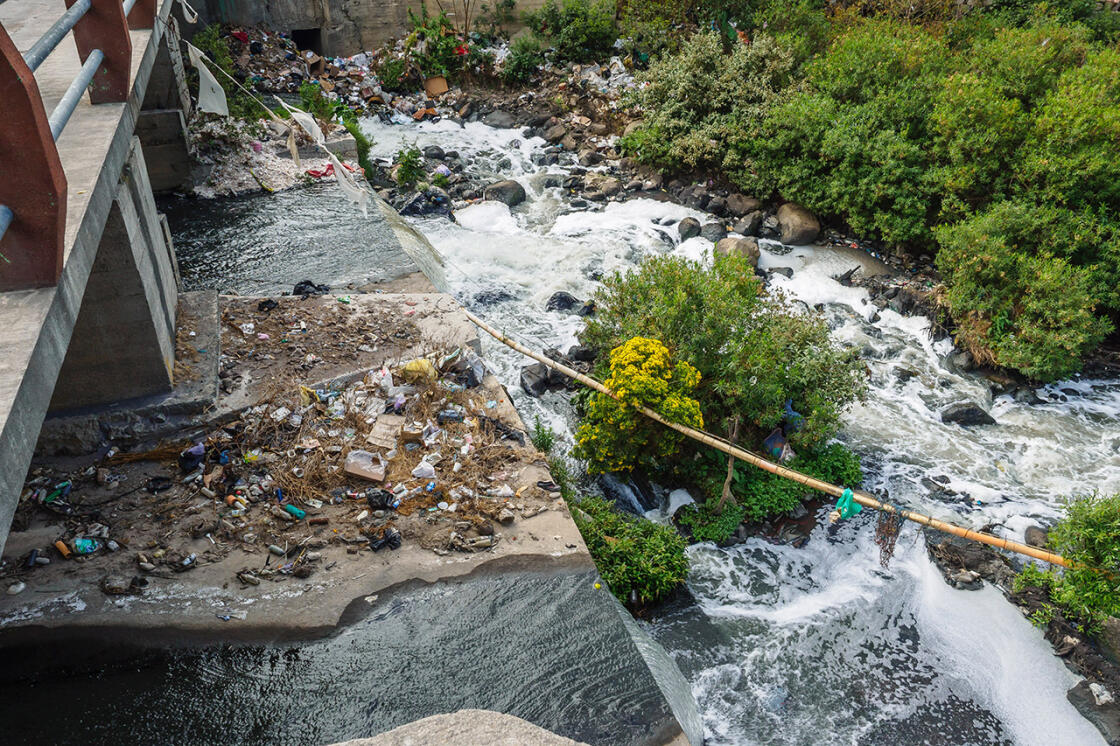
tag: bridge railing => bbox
[0,0,156,291]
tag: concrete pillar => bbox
[48,137,179,412]
[139,16,192,194]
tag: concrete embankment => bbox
[0,194,701,746]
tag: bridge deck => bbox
[0,1,164,550]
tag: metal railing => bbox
[0,0,149,265]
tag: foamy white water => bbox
[361,115,1119,745]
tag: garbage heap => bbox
[10,349,562,596]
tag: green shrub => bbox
[682,441,863,523]
[572,495,690,605]
[1013,493,1120,634]
[526,0,618,63]
[622,31,793,177]
[298,81,334,121]
[583,253,867,451]
[344,120,376,184]
[530,415,556,453]
[502,35,544,84]
[394,145,424,187]
[378,58,411,92]
[676,500,746,544]
[574,337,704,475]
[934,201,1115,381]
[407,9,465,78]
[1015,48,1120,212]
[967,21,1092,108]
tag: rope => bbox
[461,307,1073,569]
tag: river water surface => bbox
[168,116,1120,745]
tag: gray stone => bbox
[498,508,516,524]
[726,194,762,216]
[520,363,550,397]
[777,202,821,244]
[700,223,727,242]
[543,124,567,142]
[421,145,445,160]
[733,211,763,237]
[770,266,794,279]
[1024,525,1049,549]
[1067,680,1120,746]
[482,180,527,207]
[678,217,701,241]
[715,236,760,266]
[940,402,997,427]
[481,110,516,128]
[546,291,584,313]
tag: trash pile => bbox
[6,347,562,598]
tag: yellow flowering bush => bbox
[575,337,703,474]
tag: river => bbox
[169,116,1120,745]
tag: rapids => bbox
[352,116,1118,745]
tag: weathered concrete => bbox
[0,0,183,556]
[136,109,193,193]
[336,710,590,746]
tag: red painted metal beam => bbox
[0,25,67,291]
[66,0,131,103]
[127,0,157,30]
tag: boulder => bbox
[483,180,526,207]
[422,145,445,160]
[543,124,567,142]
[481,110,516,128]
[586,173,621,197]
[1024,525,1049,548]
[700,222,727,242]
[520,363,550,396]
[706,196,726,216]
[579,150,605,166]
[568,345,596,362]
[777,202,821,244]
[726,194,762,217]
[940,402,996,427]
[715,236,760,266]
[733,211,763,237]
[545,291,584,312]
[678,217,701,241]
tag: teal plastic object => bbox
[836,488,862,520]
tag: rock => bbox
[950,568,982,590]
[641,173,663,191]
[699,222,727,242]
[6,581,25,595]
[706,196,726,216]
[940,402,996,427]
[1101,617,1120,666]
[760,213,780,238]
[1024,525,1049,549]
[568,345,596,362]
[481,110,516,128]
[585,173,621,197]
[546,291,584,313]
[678,217,701,241]
[483,180,526,207]
[520,363,550,397]
[1014,386,1044,406]
[733,211,763,237]
[498,508,516,524]
[543,124,567,142]
[560,133,579,151]
[715,236,760,266]
[1068,679,1120,746]
[776,202,821,244]
[579,150,604,166]
[422,145,445,160]
[726,194,762,216]
[770,266,794,279]
[949,350,974,372]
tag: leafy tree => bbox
[525,0,617,63]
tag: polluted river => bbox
[99,117,1120,744]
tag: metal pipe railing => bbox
[122,0,138,15]
[22,0,92,72]
[0,205,12,246]
[48,48,104,140]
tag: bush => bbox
[530,416,556,453]
[394,145,424,187]
[935,201,1115,381]
[574,337,704,474]
[572,495,689,605]
[1013,493,1120,634]
[621,31,793,177]
[583,253,867,451]
[676,500,746,544]
[378,58,412,92]
[407,9,466,78]
[502,35,544,84]
[526,0,618,63]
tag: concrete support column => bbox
[49,137,178,412]
[139,16,192,194]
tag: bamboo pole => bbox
[463,309,1071,569]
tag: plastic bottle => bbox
[283,504,306,520]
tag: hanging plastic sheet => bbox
[277,99,324,147]
[327,151,370,217]
[185,42,228,116]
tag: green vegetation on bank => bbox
[1014,493,1120,634]
[619,3,1120,382]
[576,253,867,533]
[573,495,690,605]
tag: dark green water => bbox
[0,569,690,746]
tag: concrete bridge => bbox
[0,0,194,554]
